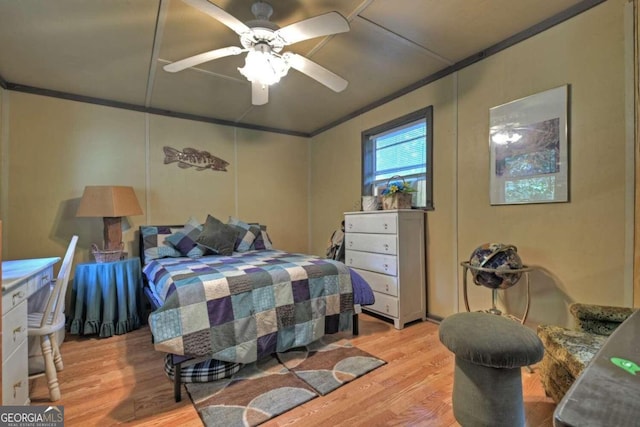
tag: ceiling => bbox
[0,0,601,136]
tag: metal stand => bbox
[461,262,536,373]
[460,262,534,324]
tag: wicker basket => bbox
[92,243,124,263]
[382,175,414,210]
[382,192,413,210]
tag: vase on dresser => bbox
[344,209,426,329]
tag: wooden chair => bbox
[27,235,78,401]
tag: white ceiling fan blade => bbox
[252,81,269,105]
[183,0,251,35]
[285,53,348,92]
[275,12,349,45]
[164,46,243,72]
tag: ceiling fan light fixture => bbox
[238,47,290,86]
[170,0,350,105]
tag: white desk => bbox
[2,257,60,405]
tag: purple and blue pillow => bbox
[166,217,208,258]
[228,217,260,252]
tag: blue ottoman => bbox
[439,312,544,427]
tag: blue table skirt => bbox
[68,257,142,338]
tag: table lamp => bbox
[76,186,143,254]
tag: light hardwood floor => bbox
[29,313,556,426]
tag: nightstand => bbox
[68,257,142,338]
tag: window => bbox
[362,106,433,210]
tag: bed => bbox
[138,218,374,401]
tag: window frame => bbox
[361,106,434,210]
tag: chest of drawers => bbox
[344,210,426,329]
[2,257,59,405]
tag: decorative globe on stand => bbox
[469,243,523,289]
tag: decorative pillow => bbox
[141,226,182,261]
[228,217,260,252]
[250,224,273,250]
[195,215,238,256]
[166,217,207,258]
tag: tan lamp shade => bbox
[77,186,143,251]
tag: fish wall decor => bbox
[163,146,229,172]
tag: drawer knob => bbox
[385,284,389,292]
[385,304,390,313]
[384,264,388,271]
[13,380,22,398]
[348,241,353,247]
[13,326,22,341]
[348,223,353,229]
[384,223,388,230]
[383,243,389,251]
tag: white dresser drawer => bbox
[2,300,28,363]
[352,268,398,297]
[2,285,27,315]
[345,233,397,255]
[345,250,397,276]
[2,339,29,405]
[345,213,397,234]
[366,292,399,318]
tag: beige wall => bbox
[0,0,633,328]
[235,128,310,253]
[146,114,236,225]
[458,0,630,328]
[310,76,458,319]
[4,92,147,262]
[1,92,308,266]
[310,0,633,325]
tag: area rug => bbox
[186,337,385,426]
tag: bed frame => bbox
[138,225,359,402]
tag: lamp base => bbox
[103,216,123,251]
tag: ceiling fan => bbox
[164,0,350,105]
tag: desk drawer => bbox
[2,285,27,315]
[2,300,28,363]
[345,250,397,276]
[2,267,53,316]
[27,266,54,296]
[2,339,29,405]
[345,233,397,255]
[366,291,399,318]
[352,268,398,297]
[345,213,397,234]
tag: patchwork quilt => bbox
[144,250,356,363]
